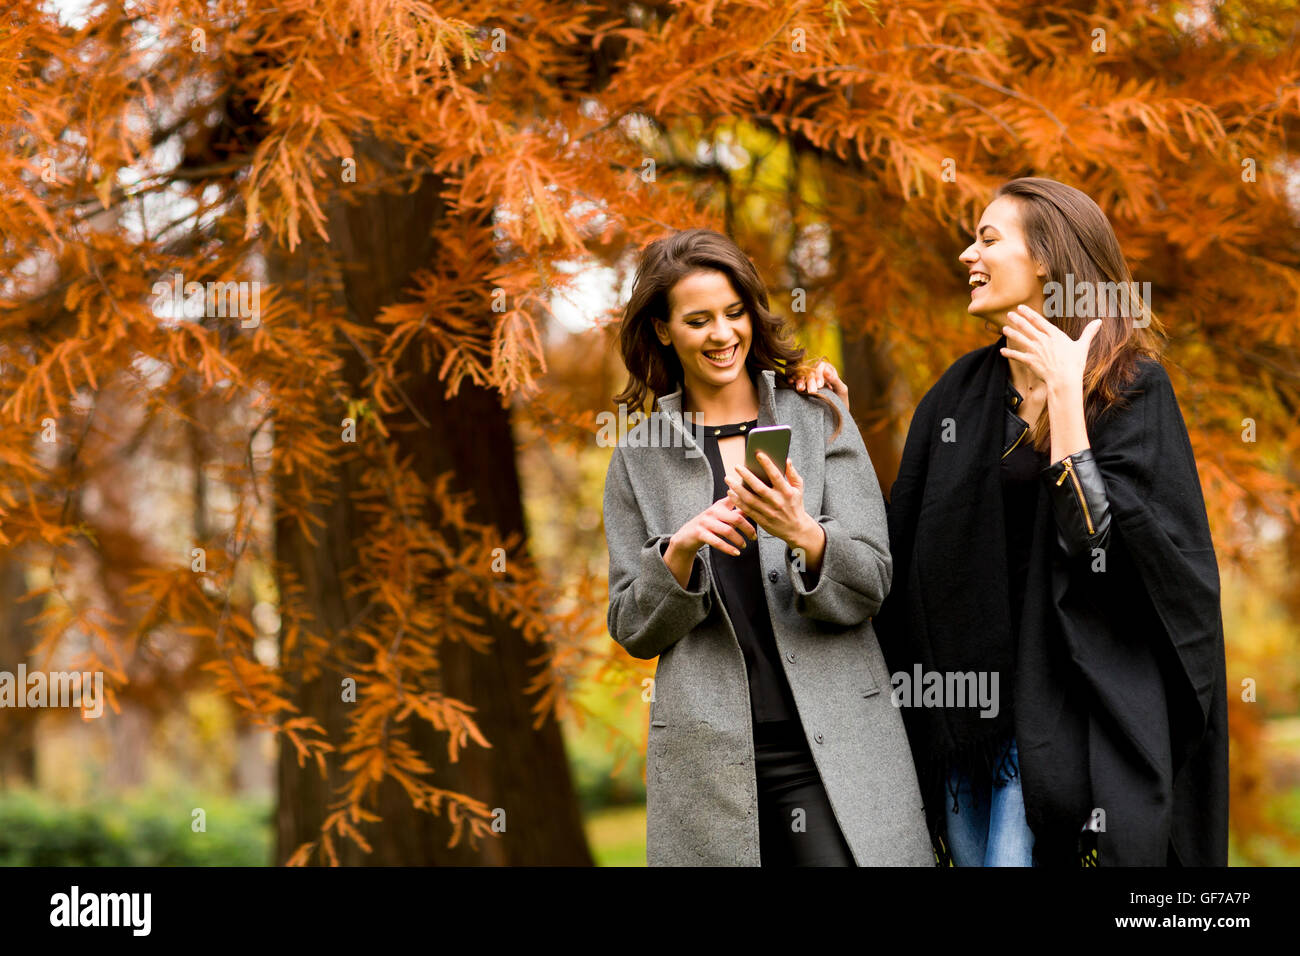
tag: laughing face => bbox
[960,195,1047,321]
[654,269,753,398]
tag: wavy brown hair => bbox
[613,227,841,440]
[994,177,1166,452]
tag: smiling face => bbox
[960,195,1048,321]
[654,268,753,399]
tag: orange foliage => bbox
[1,0,1298,861]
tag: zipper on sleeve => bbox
[1056,456,1095,535]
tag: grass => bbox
[1229,786,1300,866]
[584,790,1300,867]
[582,804,647,867]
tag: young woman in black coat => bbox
[797,177,1228,866]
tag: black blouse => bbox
[1001,382,1048,638]
[700,420,800,725]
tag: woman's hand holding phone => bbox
[725,453,826,574]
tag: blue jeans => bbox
[944,736,1036,867]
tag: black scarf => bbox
[874,339,1228,866]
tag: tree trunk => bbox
[272,152,592,865]
[839,328,903,496]
[0,549,36,787]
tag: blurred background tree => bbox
[0,0,1297,865]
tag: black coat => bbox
[874,340,1229,866]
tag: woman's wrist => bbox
[1046,374,1084,406]
[1047,376,1090,463]
[665,533,698,562]
[785,514,826,568]
[662,534,699,589]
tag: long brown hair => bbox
[993,177,1165,451]
[613,227,842,439]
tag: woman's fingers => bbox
[719,505,758,539]
[1004,309,1042,340]
[724,478,764,520]
[727,488,773,531]
[793,360,845,393]
[1001,323,1035,349]
[711,499,756,539]
[737,463,790,511]
[789,365,817,391]
[723,472,748,498]
[1013,304,1054,335]
[700,528,741,556]
[705,518,747,550]
[816,359,840,394]
[731,465,773,500]
[1000,346,1040,373]
[820,363,849,407]
[752,453,790,492]
[784,458,802,489]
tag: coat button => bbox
[814,732,824,744]
[768,570,779,583]
[785,651,795,663]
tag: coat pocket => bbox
[861,657,882,698]
[860,628,890,698]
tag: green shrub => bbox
[0,788,272,866]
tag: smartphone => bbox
[744,425,792,485]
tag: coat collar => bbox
[654,367,779,444]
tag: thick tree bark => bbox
[839,328,903,496]
[0,550,36,787]
[272,153,592,865]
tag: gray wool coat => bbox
[602,368,934,866]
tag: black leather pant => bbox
[754,719,856,866]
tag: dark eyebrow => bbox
[977,225,1000,237]
[682,301,744,319]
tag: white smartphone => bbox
[744,425,792,485]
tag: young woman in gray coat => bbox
[602,228,932,866]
